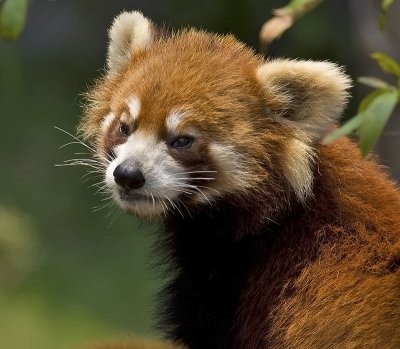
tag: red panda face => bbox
[101,104,229,216]
[97,56,266,216]
[80,11,350,218]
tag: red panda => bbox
[80,11,400,349]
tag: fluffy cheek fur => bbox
[208,132,316,206]
[208,143,260,195]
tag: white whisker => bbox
[176,197,192,218]
[163,194,184,218]
[173,170,218,175]
[197,185,221,195]
[107,207,122,230]
[54,126,97,153]
[174,177,215,181]
[93,199,114,212]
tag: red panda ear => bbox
[256,59,351,140]
[107,11,155,73]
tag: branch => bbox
[259,0,323,48]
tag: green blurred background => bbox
[0,1,399,348]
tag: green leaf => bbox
[358,88,398,156]
[284,0,323,15]
[371,52,400,79]
[358,88,392,113]
[322,113,363,144]
[357,76,389,89]
[378,12,387,32]
[379,0,395,31]
[0,0,28,40]
[382,0,395,10]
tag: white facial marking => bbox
[166,110,187,134]
[283,138,315,202]
[209,143,251,193]
[127,96,141,121]
[101,113,115,132]
[105,132,186,216]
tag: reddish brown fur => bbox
[80,13,400,349]
[233,138,400,348]
[81,31,264,144]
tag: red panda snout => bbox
[113,161,146,190]
[104,129,188,217]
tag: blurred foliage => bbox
[322,2,400,155]
[379,0,396,31]
[324,53,400,156]
[0,207,38,288]
[0,0,28,39]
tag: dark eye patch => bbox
[119,122,131,137]
[170,136,194,149]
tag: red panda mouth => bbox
[116,188,169,217]
[118,190,153,203]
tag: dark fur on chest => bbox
[155,201,288,349]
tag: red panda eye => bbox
[119,122,130,137]
[170,137,193,149]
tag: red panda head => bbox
[80,11,351,218]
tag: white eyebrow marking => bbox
[166,110,187,133]
[101,112,115,131]
[127,96,141,121]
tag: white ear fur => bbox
[107,11,154,73]
[257,60,350,202]
[256,59,351,139]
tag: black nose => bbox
[113,162,145,190]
